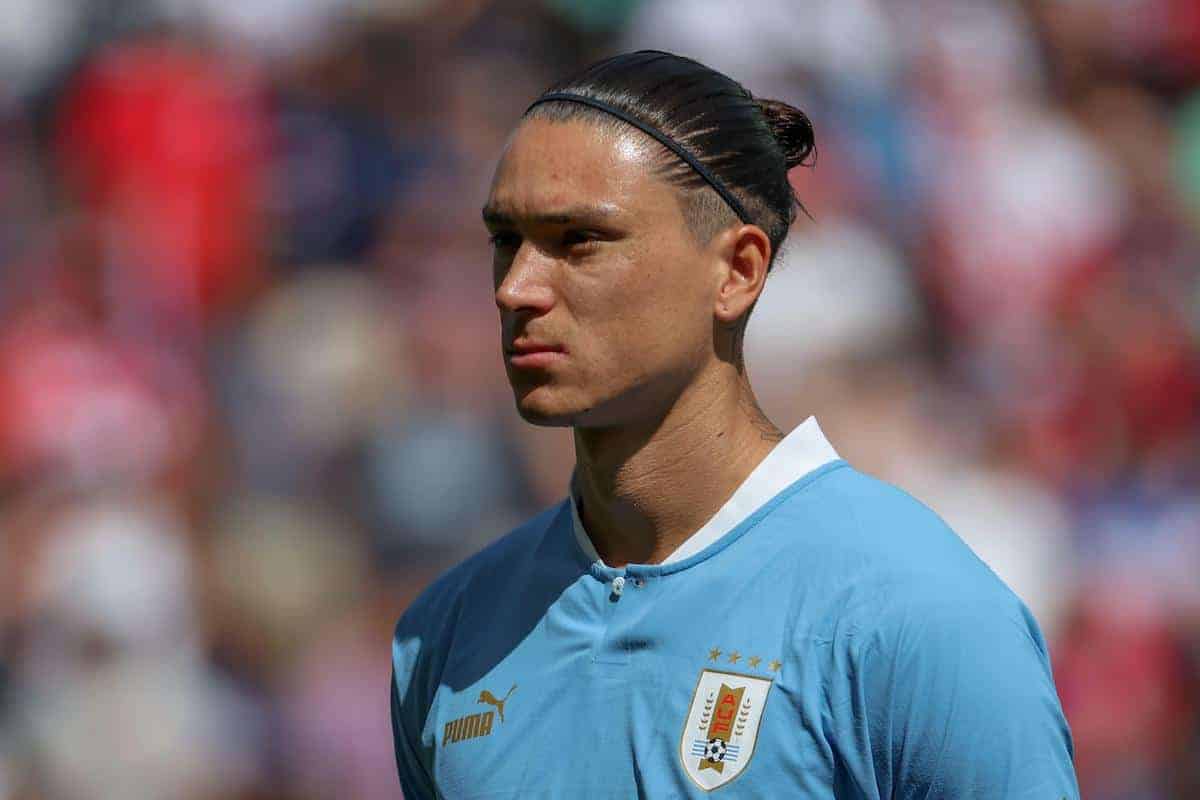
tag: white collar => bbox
[568,416,840,566]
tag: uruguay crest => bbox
[679,669,773,791]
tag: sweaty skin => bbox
[484,117,784,567]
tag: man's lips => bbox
[506,341,566,368]
[505,340,565,355]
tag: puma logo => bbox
[477,684,517,723]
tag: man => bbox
[391,50,1079,798]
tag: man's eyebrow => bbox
[481,204,621,226]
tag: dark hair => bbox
[523,50,815,270]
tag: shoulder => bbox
[790,473,1075,788]
[834,469,1052,666]
[772,465,1044,651]
[786,464,979,557]
[391,499,568,728]
[393,500,566,647]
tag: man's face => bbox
[484,117,723,428]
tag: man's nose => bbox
[495,243,555,313]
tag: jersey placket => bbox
[591,567,652,667]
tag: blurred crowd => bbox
[0,0,1198,798]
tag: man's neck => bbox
[571,375,783,568]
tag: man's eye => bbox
[488,232,520,249]
[562,230,601,248]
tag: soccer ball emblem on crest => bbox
[704,738,728,763]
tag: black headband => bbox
[525,92,752,224]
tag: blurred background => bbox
[0,0,1197,798]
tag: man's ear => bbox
[713,224,771,324]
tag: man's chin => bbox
[514,402,578,427]
[512,389,590,427]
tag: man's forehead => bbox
[485,118,663,221]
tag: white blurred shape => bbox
[895,457,1075,641]
[26,656,260,800]
[0,0,82,98]
[745,217,919,383]
[156,0,358,54]
[906,0,1046,101]
[16,498,264,799]
[32,498,194,653]
[930,104,1126,356]
[624,0,898,94]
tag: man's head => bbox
[484,50,814,428]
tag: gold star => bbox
[728,651,741,664]
[768,659,782,672]
[708,648,722,661]
[748,656,762,668]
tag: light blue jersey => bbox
[391,419,1079,798]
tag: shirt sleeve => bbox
[862,593,1080,799]
[391,641,439,800]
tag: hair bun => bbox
[756,98,816,171]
